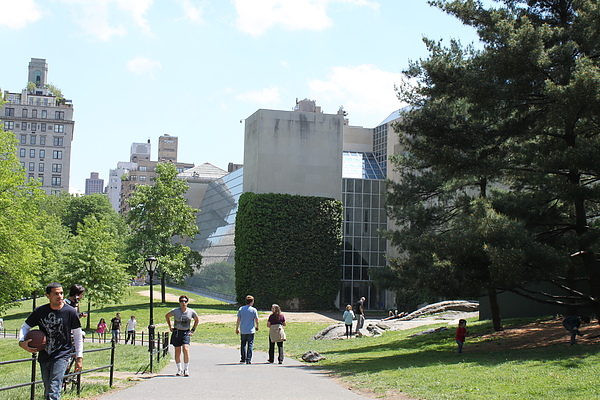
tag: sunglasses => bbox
[179,300,188,303]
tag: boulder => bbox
[302,350,325,363]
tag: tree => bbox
[0,121,44,310]
[62,215,129,330]
[383,0,600,329]
[126,162,199,302]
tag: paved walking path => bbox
[100,343,369,400]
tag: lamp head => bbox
[144,255,158,272]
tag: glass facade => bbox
[341,151,388,310]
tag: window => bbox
[41,123,46,132]
[20,162,25,169]
[4,121,14,130]
[20,135,27,144]
[53,150,62,159]
[53,137,63,146]
[5,108,14,116]
[30,135,36,145]
[55,111,64,120]
[39,149,45,158]
[32,109,37,118]
[130,175,137,181]
[39,176,44,185]
[21,123,27,131]
[41,110,47,119]
[19,149,26,157]
[28,162,35,171]
[30,149,35,158]
[22,109,28,117]
[40,136,46,145]
[52,177,61,186]
[139,175,147,181]
[52,164,62,173]
[54,124,64,133]
[31,123,37,131]
[139,166,147,171]
[39,163,44,172]
[176,168,184,173]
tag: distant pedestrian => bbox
[96,318,107,341]
[65,283,87,319]
[110,312,122,343]
[236,295,259,364]
[125,315,137,344]
[455,319,467,353]
[355,297,365,333]
[342,305,355,338]
[166,295,199,376]
[267,304,286,364]
[562,315,590,345]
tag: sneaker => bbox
[183,370,189,377]
[246,361,251,364]
[176,370,182,376]
[240,359,245,363]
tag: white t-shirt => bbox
[126,318,137,331]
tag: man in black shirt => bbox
[110,313,122,343]
[19,282,83,400]
[355,297,365,333]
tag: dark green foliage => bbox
[383,0,600,327]
[234,192,343,310]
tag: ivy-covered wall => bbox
[234,192,343,310]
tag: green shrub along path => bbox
[2,288,600,399]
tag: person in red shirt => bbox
[455,319,467,354]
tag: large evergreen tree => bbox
[383,0,600,329]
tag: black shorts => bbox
[170,329,191,347]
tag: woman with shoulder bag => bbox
[267,304,286,364]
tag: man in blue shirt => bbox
[236,295,259,364]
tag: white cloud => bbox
[236,85,281,107]
[60,0,153,40]
[126,56,162,79]
[0,0,42,29]
[308,64,406,126]
[234,0,377,37]
[176,0,204,24]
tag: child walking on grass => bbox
[455,319,467,353]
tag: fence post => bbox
[109,340,115,387]
[30,353,37,400]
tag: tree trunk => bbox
[86,302,91,331]
[161,272,166,303]
[487,286,503,331]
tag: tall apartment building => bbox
[1,58,74,194]
[107,135,194,214]
[85,172,104,195]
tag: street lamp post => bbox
[144,255,158,372]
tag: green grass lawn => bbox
[3,288,600,399]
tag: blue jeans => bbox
[111,329,120,343]
[240,333,255,362]
[40,356,70,400]
[456,340,464,353]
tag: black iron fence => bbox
[0,342,116,400]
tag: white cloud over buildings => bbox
[126,56,162,79]
[0,0,42,29]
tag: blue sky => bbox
[0,0,481,193]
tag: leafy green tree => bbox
[62,215,129,330]
[0,121,44,310]
[384,0,600,328]
[126,162,200,302]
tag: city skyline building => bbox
[107,135,194,213]
[1,58,75,194]
[85,172,104,195]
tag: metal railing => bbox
[0,341,116,400]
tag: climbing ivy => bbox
[234,192,343,310]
